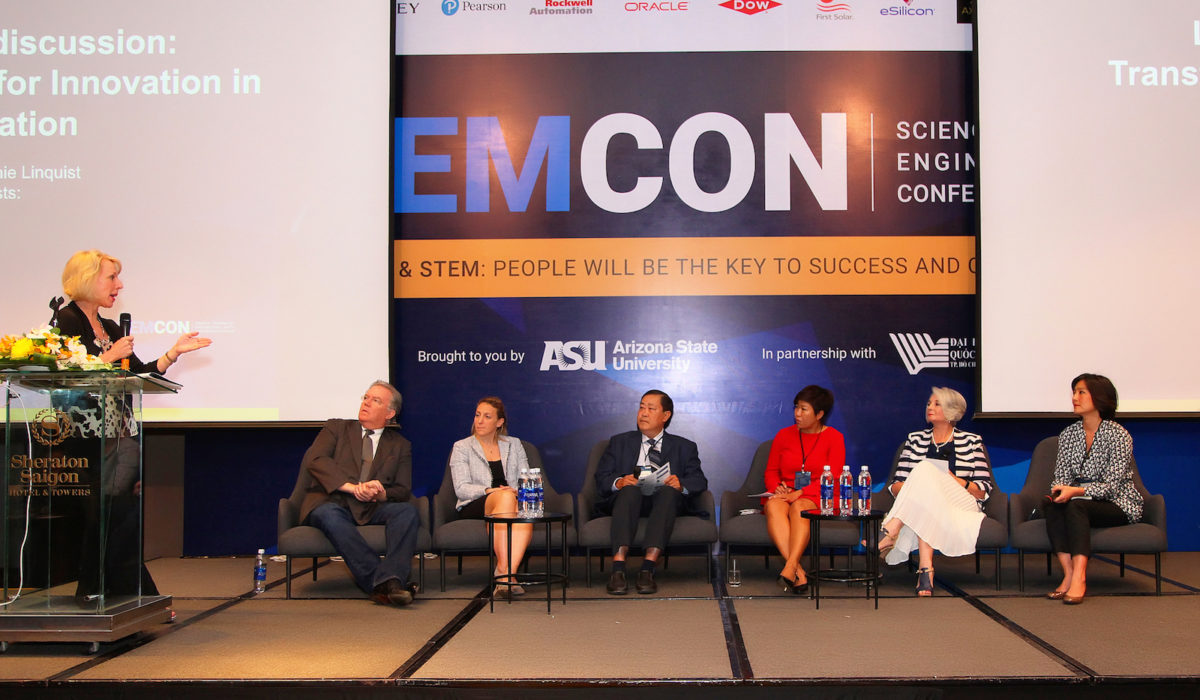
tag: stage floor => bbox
[1,550,1198,698]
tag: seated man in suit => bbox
[300,381,420,606]
[595,389,707,594]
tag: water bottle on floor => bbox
[819,465,834,514]
[254,548,267,593]
[839,465,853,515]
[857,465,872,516]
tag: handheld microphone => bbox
[118,313,132,370]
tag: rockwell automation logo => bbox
[889,333,976,375]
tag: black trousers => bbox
[1043,498,1127,557]
[608,485,685,555]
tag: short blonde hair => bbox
[62,250,122,300]
[929,386,967,424]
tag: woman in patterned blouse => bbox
[878,387,993,596]
[1044,373,1143,605]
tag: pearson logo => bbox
[540,341,607,371]
[889,333,975,374]
[720,0,782,16]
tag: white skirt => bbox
[884,460,985,566]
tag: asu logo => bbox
[540,341,607,371]
[31,408,72,446]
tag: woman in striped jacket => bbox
[878,387,993,596]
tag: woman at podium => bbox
[51,249,210,607]
[55,249,211,372]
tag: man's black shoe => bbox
[386,579,413,606]
[606,570,628,595]
[370,582,392,605]
[636,569,657,594]
[372,580,413,606]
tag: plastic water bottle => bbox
[517,468,529,517]
[532,468,544,517]
[253,548,267,593]
[839,465,853,515]
[857,465,872,516]
[819,465,834,514]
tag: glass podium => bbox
[2,370,177,651]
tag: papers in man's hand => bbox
[638,461,671,495]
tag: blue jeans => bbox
[307,501,419,594]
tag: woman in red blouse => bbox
[762,385,846,593]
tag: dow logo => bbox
[889,333,949,375]
[540,341,607,371]
[720,0,782,15]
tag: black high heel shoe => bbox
[791,573,809,595]
[776,575,794,593]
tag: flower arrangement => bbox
[0,326,111,371]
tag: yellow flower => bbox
[10,337,34,360]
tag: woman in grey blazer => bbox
[449,396,531,597]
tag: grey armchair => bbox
[1009,436,1167,593]
[576,438,717,586]
[276,463,430,599]
[718,440,774,575]
[431,440,575,591]
[719,439,871,577]
[872,443,1009,589]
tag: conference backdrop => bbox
[176,1,1197,555]
[391,2,985,501]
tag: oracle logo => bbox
[624,1,689,11]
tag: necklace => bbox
[798,425,823,469]
[93,320,112,352]
[932,429,953,451]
